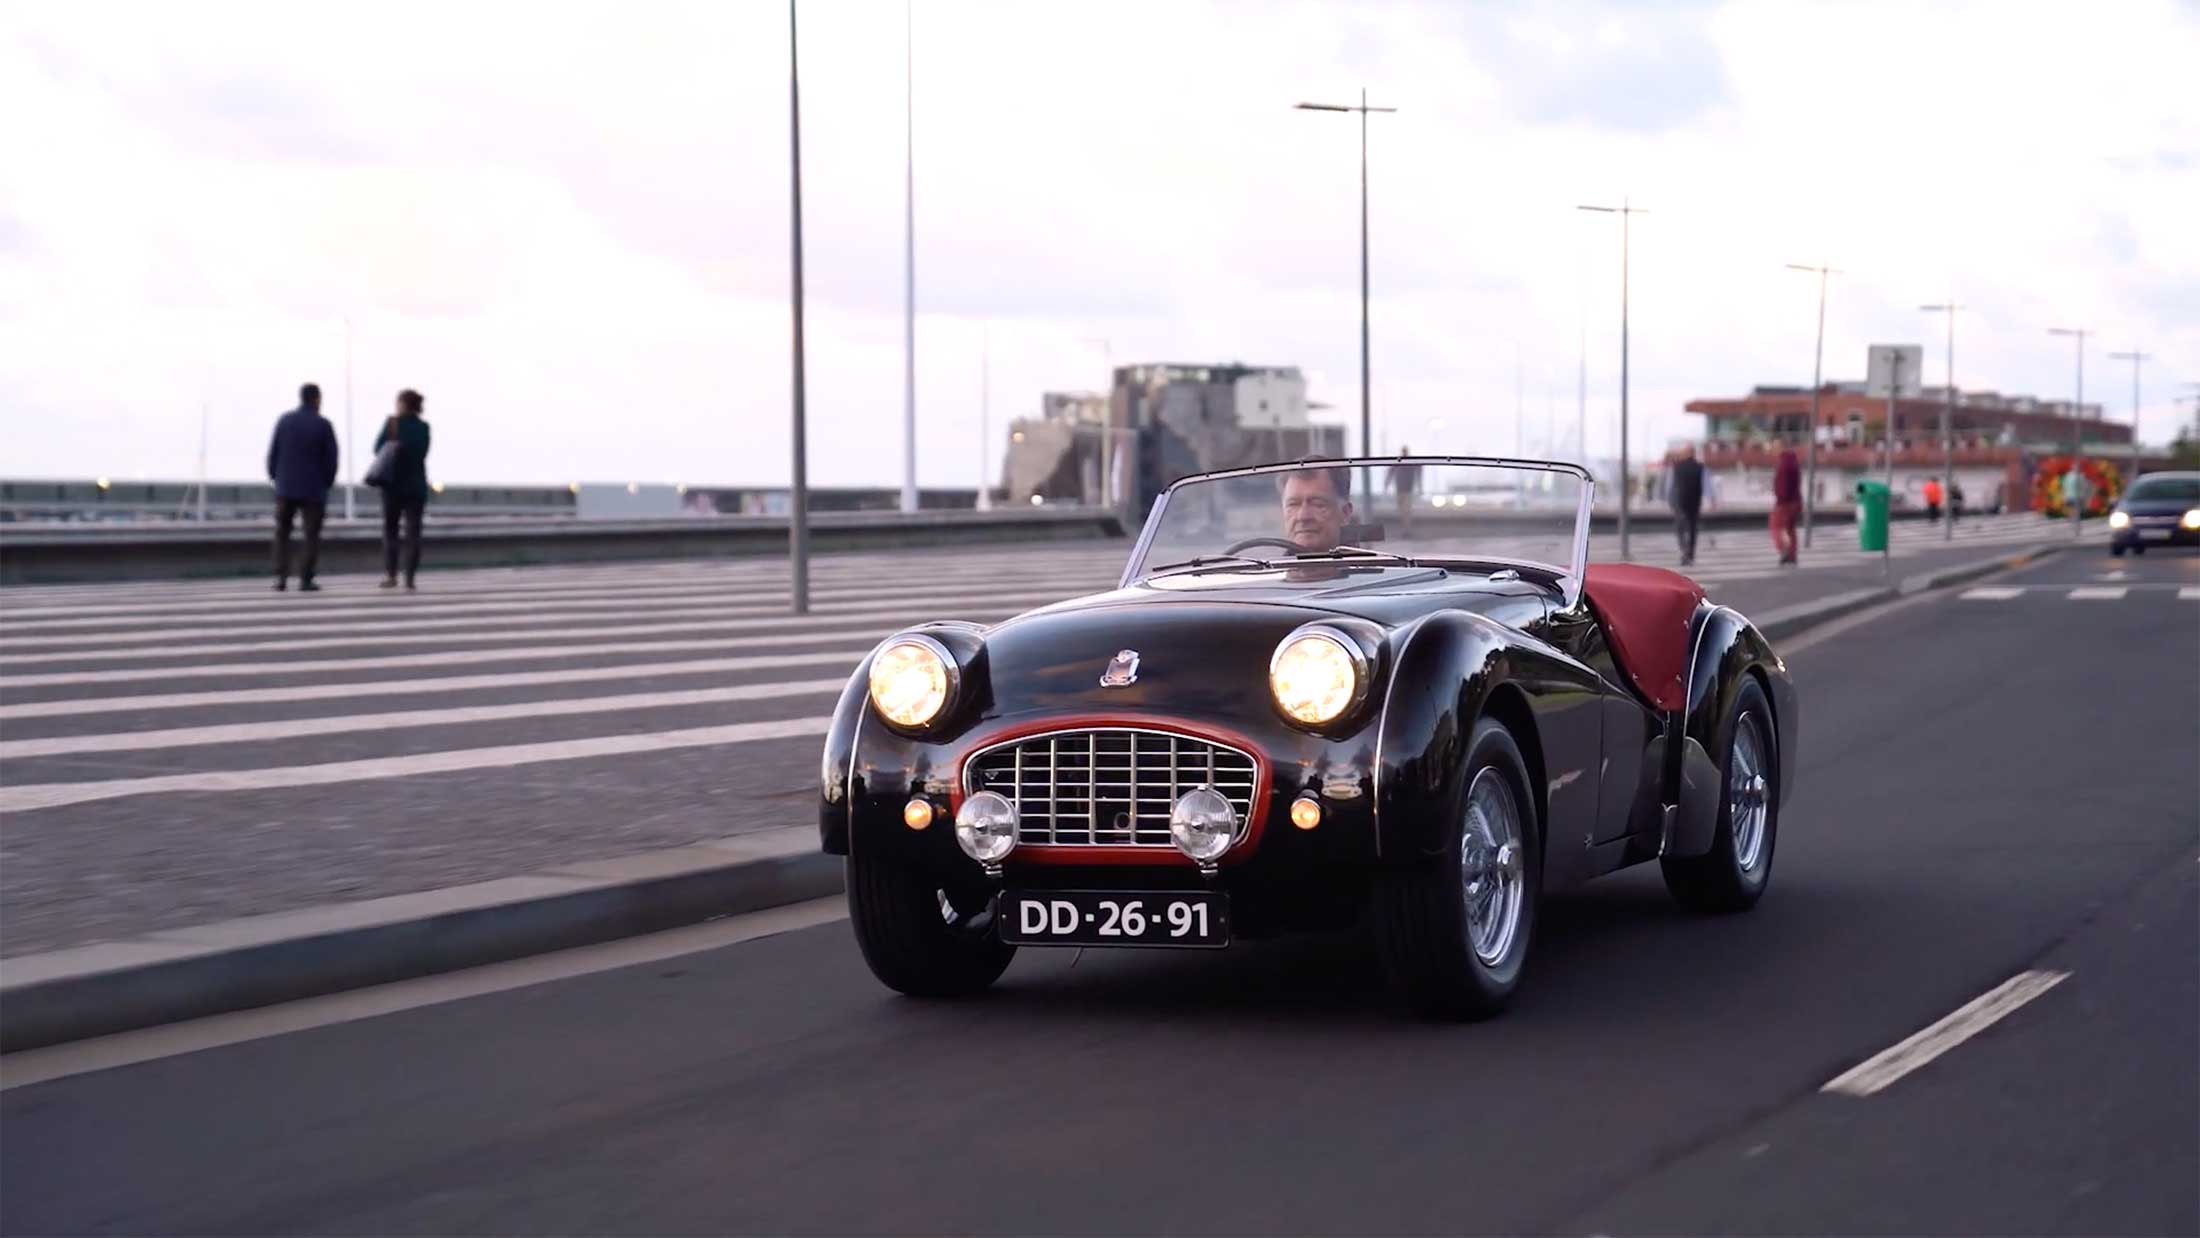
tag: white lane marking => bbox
[1960,587,2025,600]
[0,678,847,758]
[0,648,872,721]
[0,587,1072,662]
[2180,587,2200,600]
[0,898,850,1091]
[2067,587,2128,600]
[0,715,835,813]
[0,570,1112,636]
[1821,969,2071,1098]
[0,607,1013,689]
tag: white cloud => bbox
[1,0,2195,490]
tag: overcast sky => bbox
[2,0,2195,488]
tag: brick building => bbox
[1672,380,2162,512]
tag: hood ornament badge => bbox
[1100,649,1140,688]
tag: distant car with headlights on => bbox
[820,457,1798,1018]
[2108,471,2200,556]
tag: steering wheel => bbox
[1225,536,1305,556]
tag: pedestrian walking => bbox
[265,382,340,592]
[1391,447,1420,535]
[1668,443,1705,566]
[1923,475,1945,522]
[1770,440,1802,566]
[1949,479,1965,523]
[368,389,432,590]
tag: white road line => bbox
[0,588,1074,662]
[2180,587,2200,600]
[1820,970,2071,1098]
[0,571,1112,634]
[2067,587,2128,600]
[1960,587,2026,600]
[0,678,847,758]
[0,715,836,813]
[0,607,1018,689]
[0,648,872,721]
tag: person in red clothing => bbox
[1770,441,1803,565]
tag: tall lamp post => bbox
[2047,327,2089,540]
[1920,302,1964,541]
[899,0,918,514]
[788,0,811,613]
[343,316,356,522]
[1785,263,1838,546]
[2107,348,2151,488]
[1080,337,1115,514]
[1295,90,1397,504]
[1580,198,1647,560]
[976,324,992,511]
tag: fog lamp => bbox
[1290,796,1322,830]
[954,791,1018,865]
[2183,509,2200,530]
[903,798,934,830]
[2108,510,2130,529]
[1169,786,1239,863]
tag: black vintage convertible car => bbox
[820,457,1798,1016]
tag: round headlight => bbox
[869,635,955,729]
[2109,510,2131,529]
[1169,786,1238,863]
[2182,509,2200,530]
[954,791,1019,864]
[1270,629,1366,726]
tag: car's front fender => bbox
[1659,605,1799,857]
[1372,610,1608,870]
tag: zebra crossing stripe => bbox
[2067,587,2128,600]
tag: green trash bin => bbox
[1855,480,1890,551]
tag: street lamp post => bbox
[977,324,992,511]
[1081,337,1114,514]
[1786,264,1838,547]
[1580,198,1647,560]
[788,0,811,613]
[343,317,356,522]
[1295,90,1397,505]
[899,0,917,514]
[2107,349,2151,488]
[1921,302,1964,541]
[2047,327,2089,540]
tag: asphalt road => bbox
[0,513,2082,955]
[4,547,2193,1235]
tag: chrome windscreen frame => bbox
[1119,456,1596,608]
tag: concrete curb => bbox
[1751,539,2077,643]
[0,537,2090,1054]
[0,827,843,1054]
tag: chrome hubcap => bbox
[1729,713,1770,873]
[1460,767,1525,966]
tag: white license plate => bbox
[998,890,1229,948]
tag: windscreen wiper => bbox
[1284,547,1420,565]
[1143,553,1276,576]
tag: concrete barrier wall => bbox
[1,509,1128,585]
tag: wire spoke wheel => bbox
[1459,766,1525,967]
[1729,711,1770,874]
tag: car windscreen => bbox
[2125,476,2200,503]
[1128,460,1588,583]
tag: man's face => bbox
[1282,471,1353,552]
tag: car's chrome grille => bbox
[964,728,1259,848]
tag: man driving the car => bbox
[1282,461,1356,553]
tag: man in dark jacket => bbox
[266,383,340,591]
[1668,443,1706,566]
[372,389,433,589]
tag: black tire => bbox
[1662,676,1778,913]
[1373,718,1542,1020]
[2132,543,2147,556]
[2110,544,2126,557]
[846,851,1014,997]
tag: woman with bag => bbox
[368,389,433,589]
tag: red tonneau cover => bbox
[1581,564,1705,712]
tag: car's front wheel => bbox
[846,851,1014,997]
[1373,718,1541,1019]
[1661,676,1778,912]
